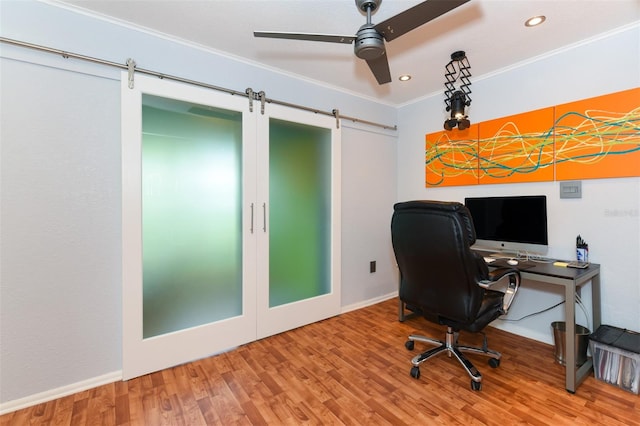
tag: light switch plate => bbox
[560,181,582,199]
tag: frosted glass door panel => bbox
[142,95,243,338]
[269,119,331,307]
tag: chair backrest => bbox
[391,200,489,325]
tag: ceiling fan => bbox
[254,0,470,85]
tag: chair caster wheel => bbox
[410,366,420,379]
[471,380,482,391]
[488,358,500,368]
[405,340,414,351]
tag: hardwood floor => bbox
[2,298,638,425]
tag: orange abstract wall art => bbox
[478,107,554,184]
[425,87,640,187]
[425,124,478,187]
[555,88,640,180]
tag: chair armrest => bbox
[479,268,521,314]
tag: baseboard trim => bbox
[341,291,397,314]
[490,322,554,345]
[0,370,122,415]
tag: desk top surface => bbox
[476,251,600,281]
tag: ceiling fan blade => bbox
[374,0,470,42]
[254,31,356,44]
[366,54,392,85]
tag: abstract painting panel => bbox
[555,87,640,180]
[478,107,555,184]
[425,125,478,187]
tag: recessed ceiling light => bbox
[399,74,412,82]
[525,15,546,27]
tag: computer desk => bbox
[398,258,601,394]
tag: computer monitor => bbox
[464,195,548,255]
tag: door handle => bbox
[263,202,267,233]
[250,203,254,234]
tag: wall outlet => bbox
[369,261,376,273]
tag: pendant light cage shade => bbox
[444,50,472,131]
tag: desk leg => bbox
[575,274,602,389]
[564,282,577,393]
[592,274,601,333]
[566,274,601,393]
[397,271,417,322]
[398,270,405,322]
[399,299,406,322]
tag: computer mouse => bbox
[507,259,519,266]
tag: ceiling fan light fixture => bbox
[525,15,546,27]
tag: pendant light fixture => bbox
[444,50,472,131]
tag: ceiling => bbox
[53,0,640,105]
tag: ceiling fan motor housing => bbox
[354,25,385,60]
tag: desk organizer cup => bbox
[576,235,588,262]
[577,247,588,262]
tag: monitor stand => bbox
[489,251,519,259]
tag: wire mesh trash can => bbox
[551,321,590,366]
[589,325,640,394]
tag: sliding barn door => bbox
[256,105,341,339]
[122,73,340,380]
[121,75,257,380]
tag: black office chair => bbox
[391,200,520,391]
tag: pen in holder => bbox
[576,235,588,262]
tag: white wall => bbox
[397,24,640,343]
[0,1,398,407]
[340,125,398,310]
[1,50,123,408]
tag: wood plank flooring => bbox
[2,298,638,425]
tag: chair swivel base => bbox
[405,327,501,391]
